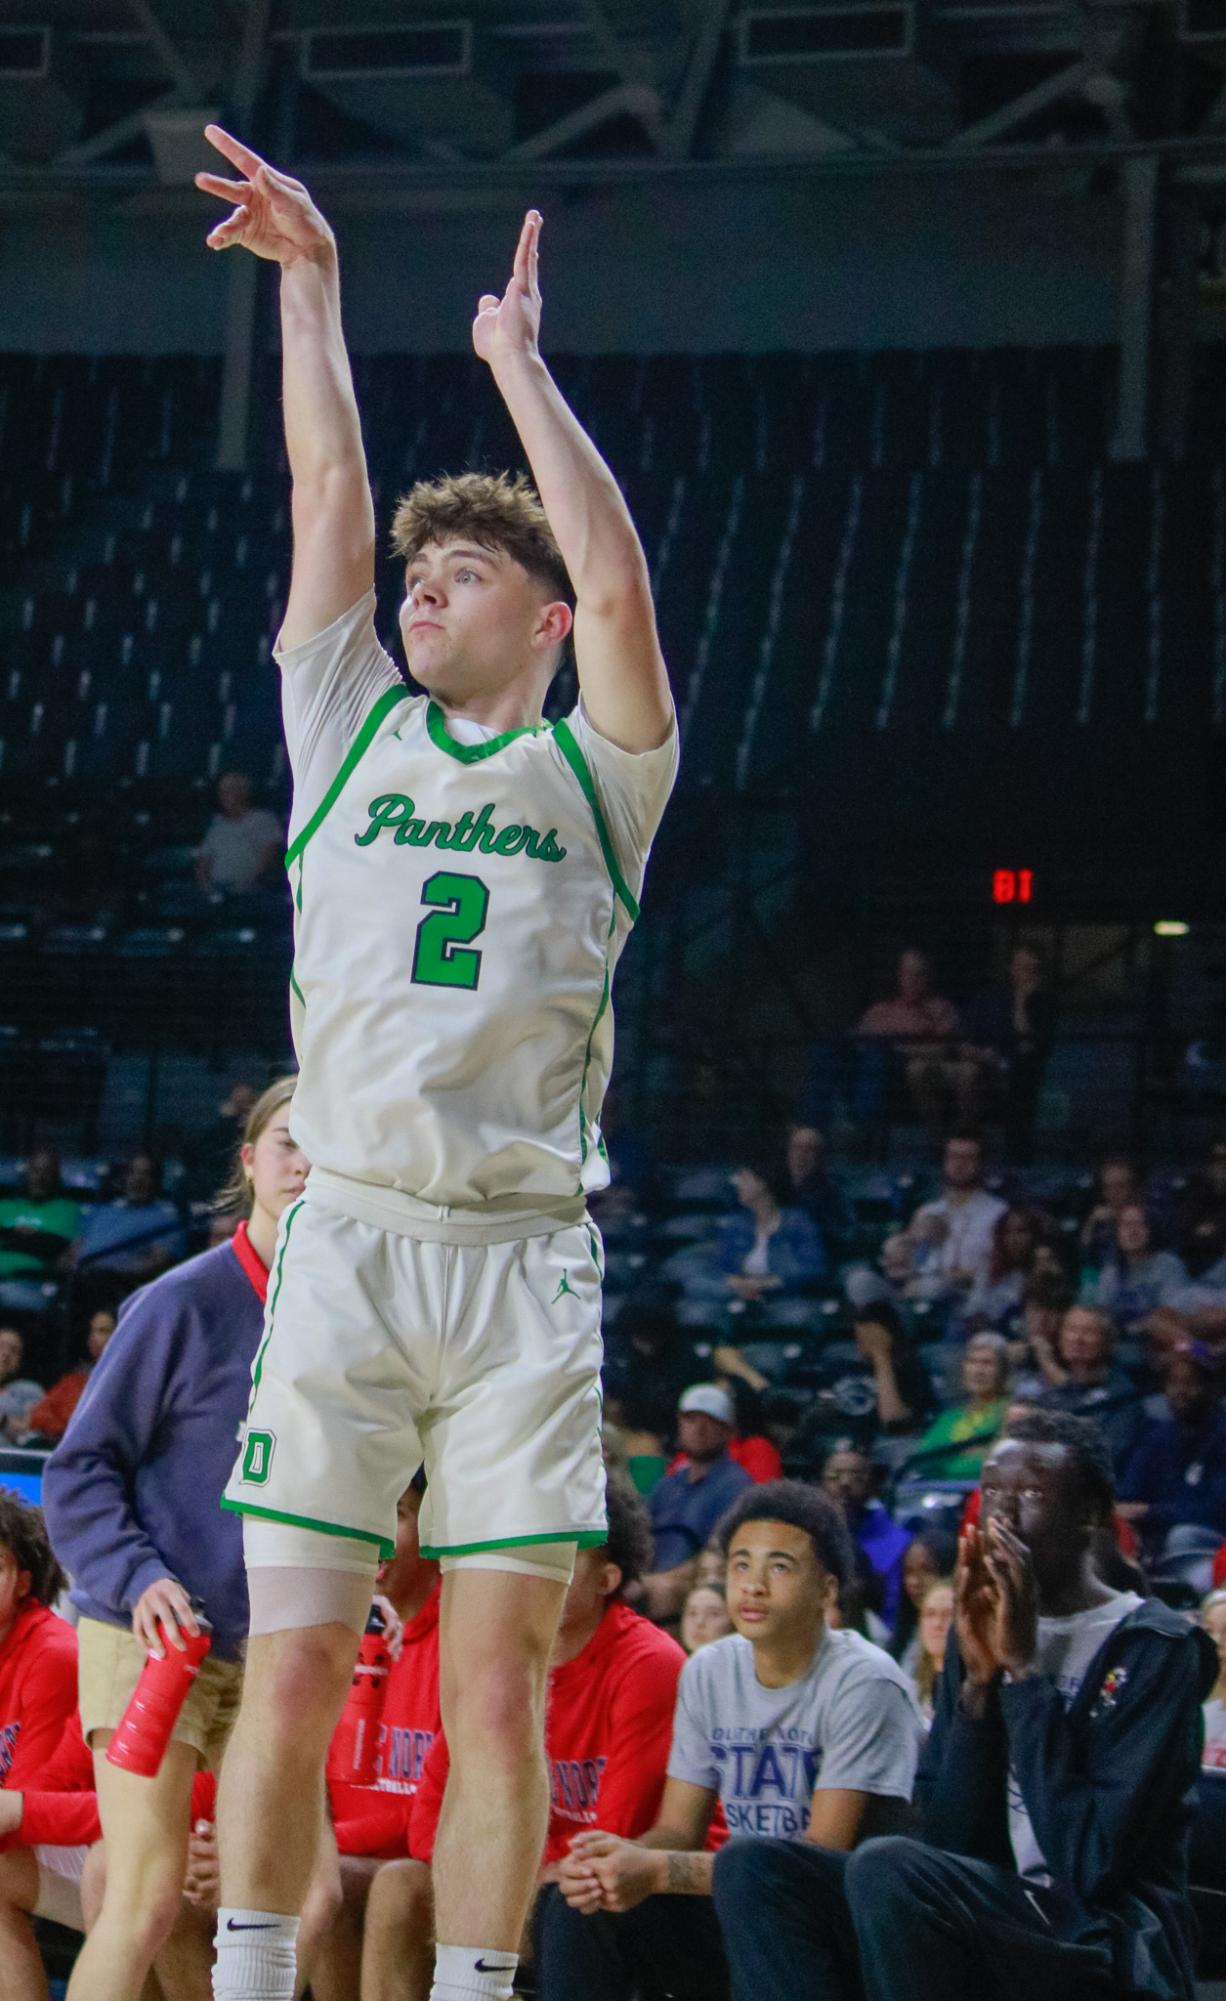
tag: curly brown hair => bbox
[0,1493,66,1608]
[389,471,572,605]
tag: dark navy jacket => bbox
[916,1600,1216,2001]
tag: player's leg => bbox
[66,1735,198,2000]
[362,1857,436,2001]
[0,1848,50,2001]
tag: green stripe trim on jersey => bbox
[419,1528,608,1559]
[285,685,413,868]
[289,966,304,1006]
[220,1497,393,1560]
[426,700,546,763]
[248,1195,304,1408]
[551,717,640,924]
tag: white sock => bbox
[429,1942,518,2001]
[212,1908,300,2001]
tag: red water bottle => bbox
[326,1606,390,1787]
[106,1609,212,1778]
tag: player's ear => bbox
[534,599,573,652]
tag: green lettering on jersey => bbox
[355,794,567,864]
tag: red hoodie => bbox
[0,1601,78,1792]
[329,1583,442,1859]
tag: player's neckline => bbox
[425,700,549,764]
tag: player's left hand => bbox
[472,211,543,369]
[562,1830,661,1912]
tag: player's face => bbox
[399,540,566,699]
[725,1519,831,1648]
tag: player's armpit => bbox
[572,588,673,757]
[803,1788,871,1852]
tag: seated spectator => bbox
[902,1331,1011,1481]
[1086,1202,1186,1332]
[1146,1248,1226,1355]
[910,1578,954,1724]
[856,947,965,1137]
[959,942,1058,1164]
[784,1301,934,1474]
[681,1583,733,1655]
[0,1330,45,1445]
[859,1133,1006,1319]
[74,1154,186,1294]
[962,1206,1047,1334]
[1119,1347,1226,1556]
[1201,1587,1226,1770]
[185,1077,259,1205]
[0,1497,77,1790]
[362,1476,683,2001]
[783,1124,853,1254]
[0,1152,80,1306]
[676,1370,783,1483]
[543,1480,922,2001]
[821,1443,911,1630]
[1178,1133,1226,1275]
[711,1410,1216,2001]
[1037,1304,1145,1474]
[644,1387,753,1620]
[195,769,282,898]
[21,1309,115,1445]
[678,1162,825,1351]
[1012,1269,1075,1397]
[888,1529,959,1677]
[1079,1154,1143,1268]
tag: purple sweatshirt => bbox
[42,1230,267,1662]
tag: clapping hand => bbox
[472,211,543,368]
[195,126,334,267]
[981,1517,1038,1676]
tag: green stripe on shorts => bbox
[420,1527,608,1559]
[221,1496,394,1561]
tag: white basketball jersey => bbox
[281,616,674,1213]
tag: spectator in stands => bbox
[40,1076,328,2001]
[1011,1270,1075,1398]
[888,1529,959,1678]
[904,1331,1010,1480]
[545,1481,921,2001]
[821,1444,911,1630]
[0,1497,76,1790]
[1037,1304,1145,1473]
[681,1161,825,1343]
[861,1133,1005,1317]
[713,1410,1215,2001]
[187,1078,260,1206]
[909,1578,954,1724]
[0,1332,45,1445]
[784,1300,933,1474]
[962,1205,1046,1334]
[1178,1134,1226,1275]
[857,948,965,1137]
[959,943,1057,1163]
[644,1387,753,1620]
[1119,1347,1226,1556]
[73,1154,186,1296]
[195,769,283,899]
[681,1583,732,1655]
[1145,1245,1226,1356]
[1085,1203,1186,1333]
[783,1124,853,1255]
[21,1308,115,1445]
[0,1152,80,1306]
[1201,1587,1226,1770]
[1079,1155,1143,1268]
[682,1372,783,1484]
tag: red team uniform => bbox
[329,1581,442,1859]
[0,1599,78,1790]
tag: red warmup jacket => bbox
[0,1709,216,1850]
[0,1601,78,1792]
[329,1583,442,1859]
[409,1600,693,1867]
[669,1435,783,1484]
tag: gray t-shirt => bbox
[1007,1591,1142,1882]
[668,1626,923,1840]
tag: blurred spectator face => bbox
[822,1448,873,1512]
[1000,1209,1038,1266]
[1115,1204,1150,1259]
[217,772,253,819]
[1010,946,1042,993]
[695,1544,725,1589]
[1166,1354,1218,1429]
[786,1126,824,1185]
[556,1545,617,1647]
[23,1150,59,1202]
[1201,1592,1226,1674]
[918,1581,954,1665]
[963,1337,1006,1401]
[1100,1160,1138,1212]
[1032,1243,1064,1281]
[87,1310,115,1361]
[242,1101,309,1222]
[902,1538,940,1611]
[725,1517,832,1646]
[897,950,931,1003]
[123,1155,159,1204]
[944,1136,983,1191]
[1058,1306,1111,1374]
[0,1328,23,1383]
[731,1166,772,1210]
[681,1584,733,1654]
[677,1410,732,1464]
[0,1537,30,1634]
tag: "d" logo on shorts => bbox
[241,1429,275,1485]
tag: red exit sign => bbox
[993,868,1034,904]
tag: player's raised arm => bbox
[196,125,374,652]
[473,213,672,754]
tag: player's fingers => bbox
[477,294,500,314]
[195,172,251,202]
[207,206,252,248]
[204,123,267,177]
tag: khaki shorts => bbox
[77,1616,243,1770]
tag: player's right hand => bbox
[195,125,334,266]
[132,1575,199,1659]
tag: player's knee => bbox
[97,1856,185,1952]
[245,1627,356,1740]
[449,1656,545,1765]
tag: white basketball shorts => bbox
[222,1191,607,1561]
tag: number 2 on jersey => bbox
[411,871,490,990]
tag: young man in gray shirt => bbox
[535,1480,922,2000]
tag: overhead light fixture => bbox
[1154,921,1190,937]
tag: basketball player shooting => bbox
[195,127,676,2001]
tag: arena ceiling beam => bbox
[122,0,205,101]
